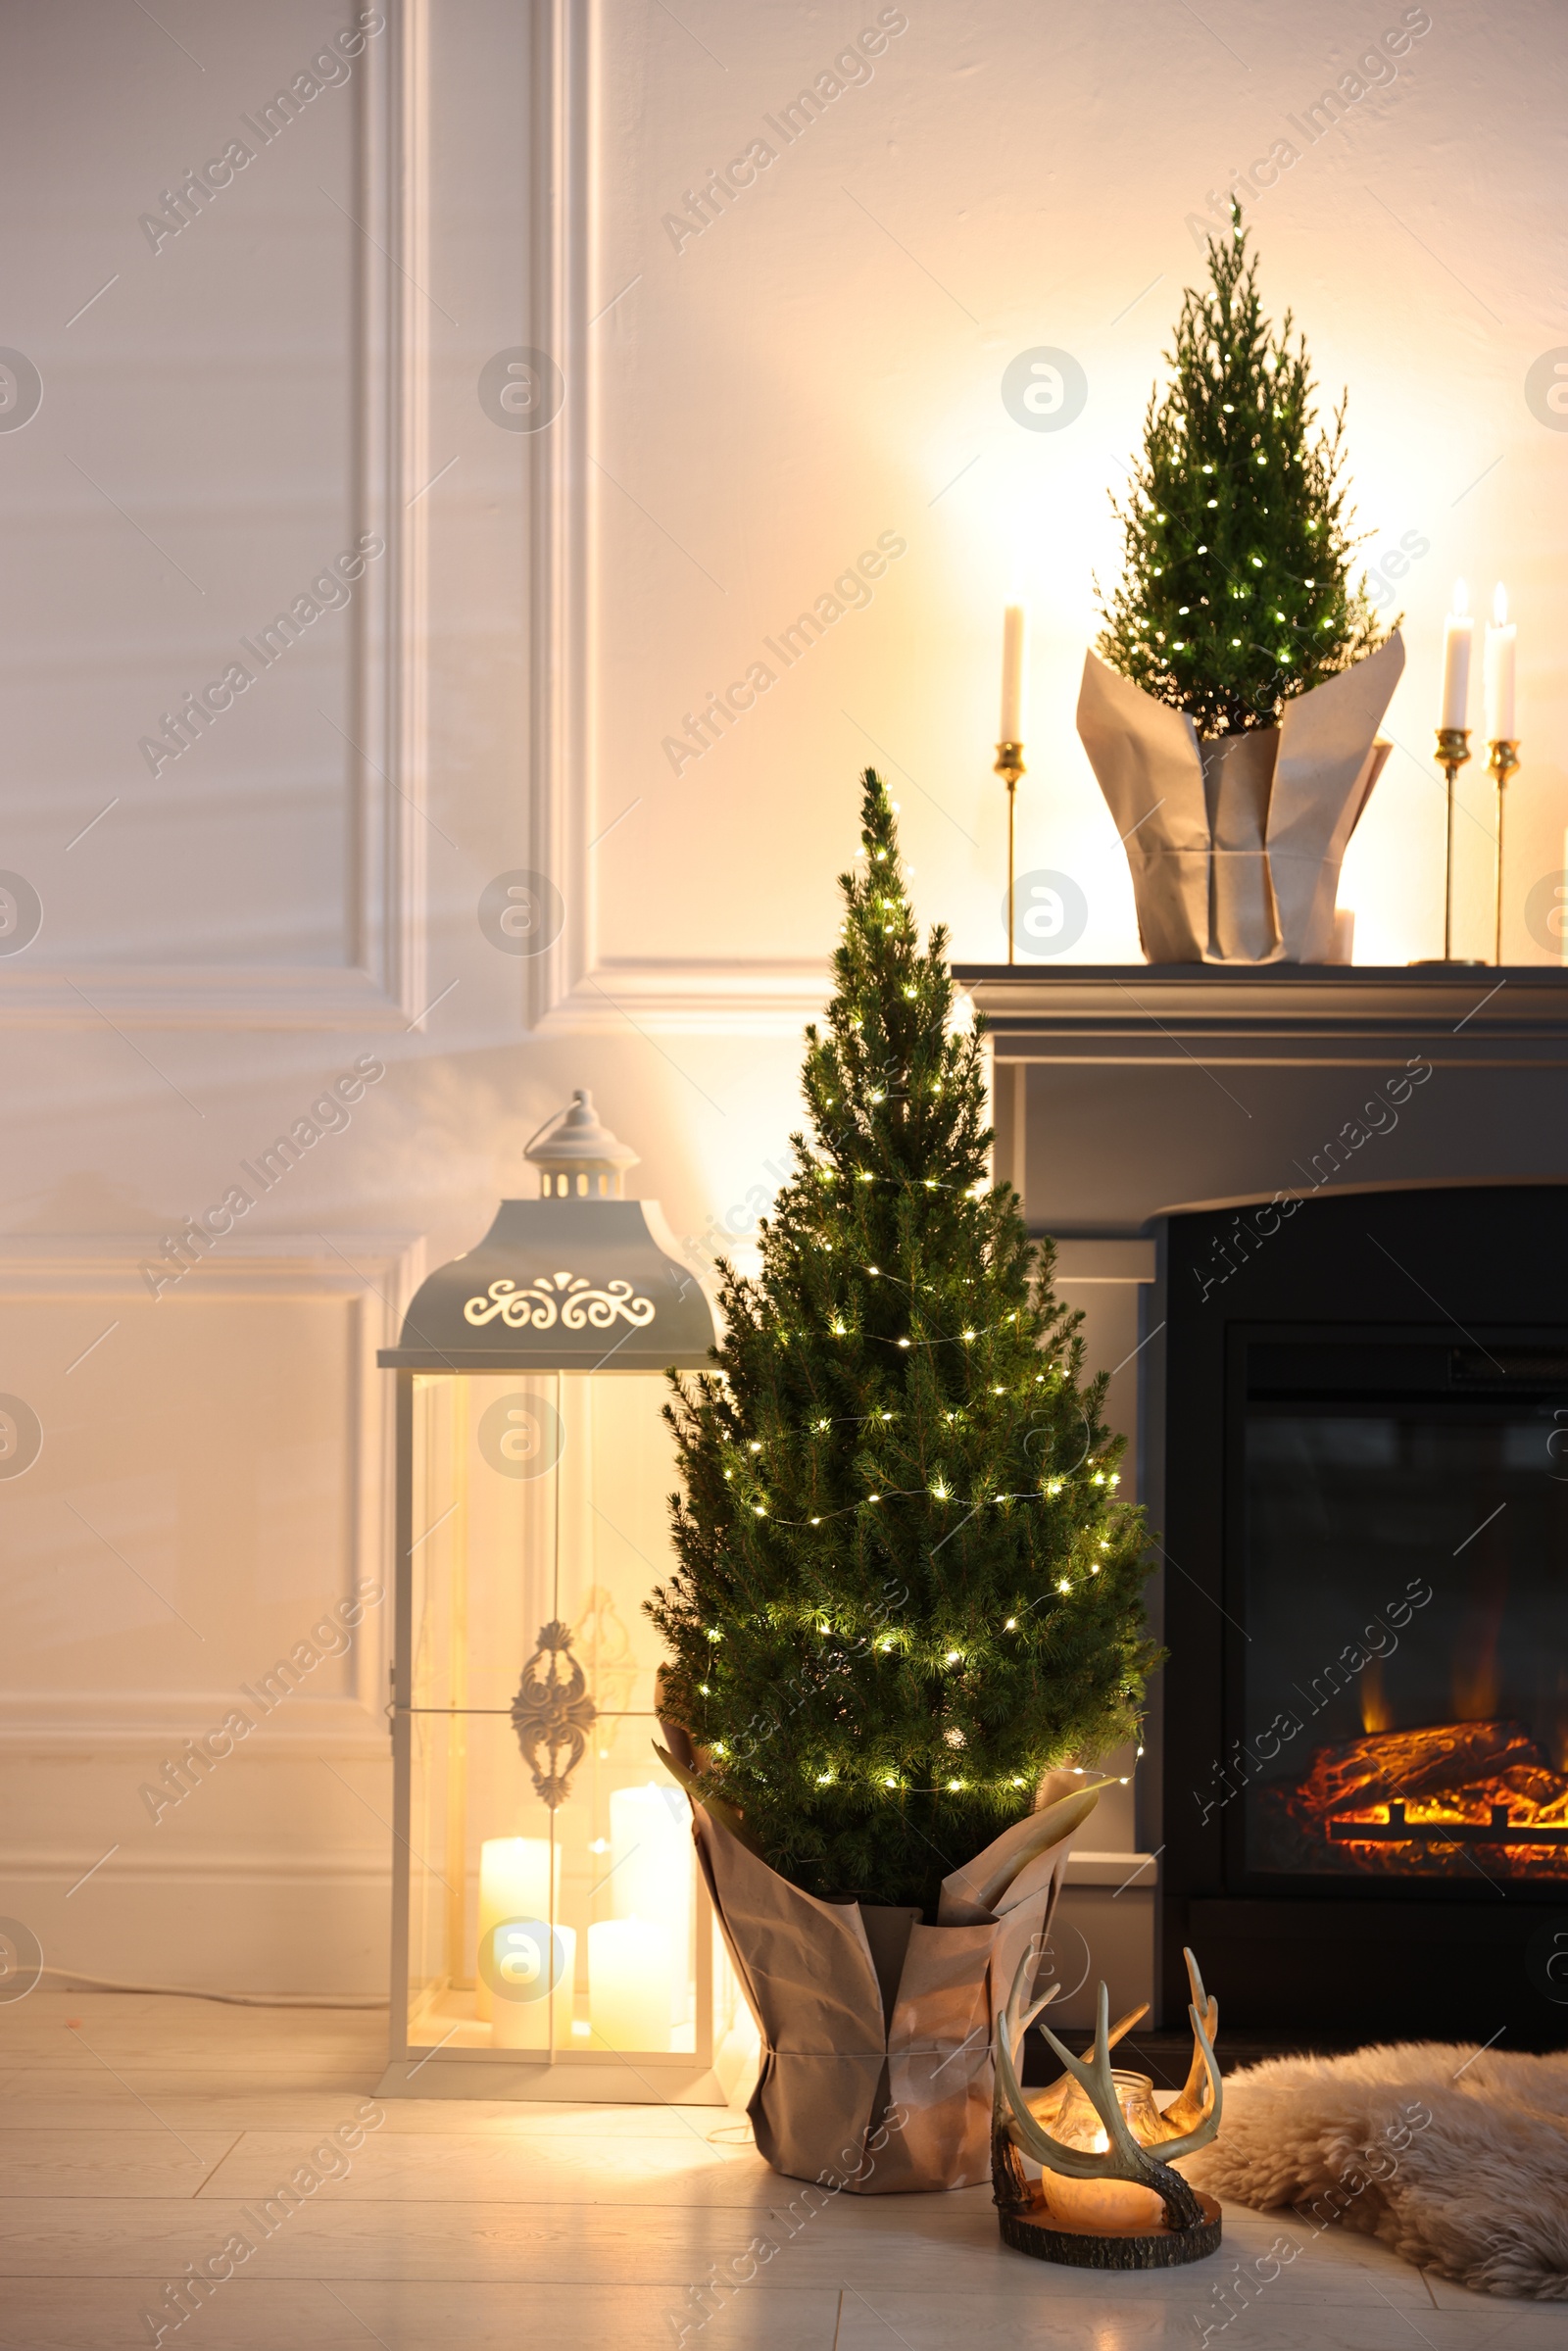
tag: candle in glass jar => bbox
[1440,579,1472,730]
[588,1916,674,2052]
[1038,2068,1171,2229]
[1000,604,1029,742]
[1484,583,1516,740]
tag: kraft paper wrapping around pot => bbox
[684,1787,1085,2195]
[1075,633,1404,963]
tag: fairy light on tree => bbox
[648,771,1157,1913]
[1097,207,1390,738]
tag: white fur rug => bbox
[1182,2042,1568,2300]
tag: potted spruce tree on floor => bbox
[1080,210,1404,963]
[649,771,1156,2192]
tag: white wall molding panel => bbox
[519,3,832,1038]
[0,1,430,1032]
[0,1232,416,1994]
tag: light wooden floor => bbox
[0,1991,1555,2349]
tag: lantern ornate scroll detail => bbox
[464,1272,657,1332]
[992,1944,1225,2267]
[511,1620,598,1809]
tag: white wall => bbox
[587,0,1567,972]
[2,0,1560,1992]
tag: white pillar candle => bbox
[610,1783,693,2026]
[1440,579,1472,730]
[1000,603,1029,742]
[1484,583,1516,740]
[588,1917,673,2053]
[475,1837,557,2023]
[489,1922,576,2052]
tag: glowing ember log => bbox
[1254,1720,1568,1879]
[1327,1799,1568,1846]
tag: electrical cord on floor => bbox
[38,1967,388,2010]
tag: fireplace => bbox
[962,963,1568,2044]
[1240,1335,1568,1884]
[1162,1183,1568,2041]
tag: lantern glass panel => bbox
[402,1371,717,2071]
[406,1711,709,2059]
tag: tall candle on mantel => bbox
[1000,603,1029,743]
[1484,583,1517,741]
[1440,579,1472,730]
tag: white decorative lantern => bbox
[374,1095,738,2099]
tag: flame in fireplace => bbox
[1360,1655,1395,1735]
[1451,1635,1500,1723]
[1451,1540,1508,1723]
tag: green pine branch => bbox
[1097,208,1393,737]
[647,771,1159,1915]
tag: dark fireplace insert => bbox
[1160,1184,1568,2044]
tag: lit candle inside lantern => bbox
[588,1916,674,2052]
[610,1783,693,2027]
[489,1922,576,2051]
[475,1837,557,2024]
[1484,582,1516,740]
[1000,603,1029,743]
[1440,578,1472,729]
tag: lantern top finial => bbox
[525,1089,640,1200]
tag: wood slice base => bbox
[998,2192,1222,2270]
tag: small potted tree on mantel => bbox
[1082,210,1404,963]
[648,770,1158,2193]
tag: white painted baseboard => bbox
[1,1853,392,2000]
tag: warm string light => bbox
[721,1423,1118,1534]
[821,1315,1043,1353]
[732,1480,1119,1548]
[807,1168,988,1198]
[697,1602,1099,1681]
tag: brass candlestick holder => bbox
[1434,724,1472,962]
[996,740,1025,964]
[1489,737,1521,965]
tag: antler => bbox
[1158,1946,1221,2143]
[992,1942,1223,2229]
[998,1978,1152,2180]
[989,1931,1061,2213]
[1152,1955,1222,2153]
[1025,1998,1150,2132]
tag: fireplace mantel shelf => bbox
[954,964,1568,1066]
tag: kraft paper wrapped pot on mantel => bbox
[1077,632,1404,963]
[660,1727,1103,2194]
